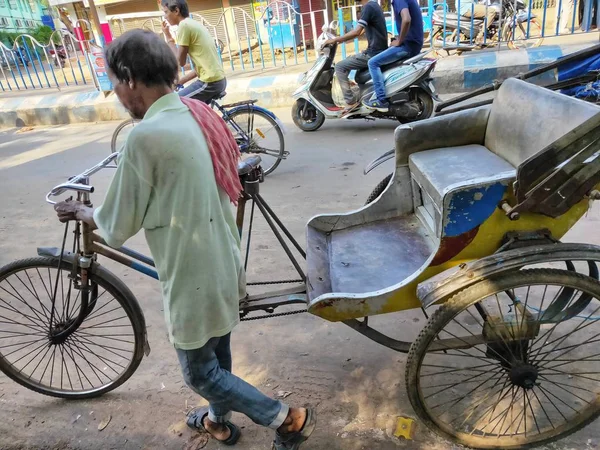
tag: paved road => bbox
[0,110,599,450]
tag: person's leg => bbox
[206,333,233,427]
[178,79,207,100]
[367,46,411,104]
[334,52,370,105]
[177,336,290,430]
[559,0,575,31]
[464,4,496,40]
[214,332,232,372]
[179,78,227,104]
[479,4,496,40]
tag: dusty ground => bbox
[0,109,599,450]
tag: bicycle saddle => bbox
[238,155,262,176]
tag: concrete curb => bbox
[0,43,590,128]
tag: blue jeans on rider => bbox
[176,333,289,428]
[368,45,412,103]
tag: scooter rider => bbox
[363,0,424,112]
[323,0,388,115]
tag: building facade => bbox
[0,0,45,34]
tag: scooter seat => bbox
[355,59,408,85]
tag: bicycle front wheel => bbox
[0,257,146,399]
[227,107,285,176]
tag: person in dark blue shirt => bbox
[363,0,424,112]
[323,0,388,113]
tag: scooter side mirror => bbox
[322,20,339,33]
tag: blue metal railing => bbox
[4,0,597,91]
[0,28,96,92]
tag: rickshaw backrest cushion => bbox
[485,78,600,168]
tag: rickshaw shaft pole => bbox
[252,194,306,282]
[255,194,307,259]
[244,199,256,271]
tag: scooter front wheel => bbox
[292,99,325,132]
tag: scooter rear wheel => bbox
[400,88,435,124]
[292,99,325,132]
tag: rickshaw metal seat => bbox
[408,144,516,207]
[307,215,435,299]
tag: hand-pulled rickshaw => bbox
[1,78,600,449]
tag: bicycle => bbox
[111,93,287,176]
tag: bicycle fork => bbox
[48,188,97,345]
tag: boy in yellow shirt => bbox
[162,0,226,103]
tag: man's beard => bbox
[124,94,145,120]
[128,109,144,120]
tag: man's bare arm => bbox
[178,69,197,85]
[162,21,188,67]
[323,24,365,46]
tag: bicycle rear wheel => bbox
[0,257,146,399]
[227,107,285,176]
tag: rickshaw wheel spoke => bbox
[406,269,600,449]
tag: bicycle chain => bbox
[247,279,304,286]
[240,309,307,321]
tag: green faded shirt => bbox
[94,93,245,350]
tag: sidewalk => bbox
[0,32,598,128]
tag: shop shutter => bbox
[298,0,326,47]
[228,0,258,43]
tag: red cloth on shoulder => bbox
[180,97,242,205]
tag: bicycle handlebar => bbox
[45,152,119,205]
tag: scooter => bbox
[291,21,439,132]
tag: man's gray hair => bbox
[104,29,178,88]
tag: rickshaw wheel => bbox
[365,173,392,205]
[406,269,600,449]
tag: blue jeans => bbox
[367,45,412,103]
[176,333,289,429]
